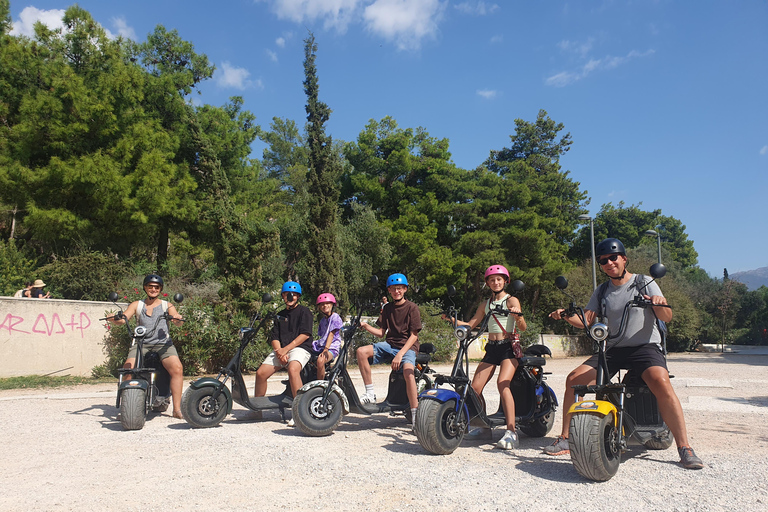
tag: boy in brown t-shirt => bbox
[357,273,422,425]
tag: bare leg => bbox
[403,364,418,409]
[497,358,519,431]
[254,364,277,397]
[471,362,496,414]
[287,361,304,397]
[316,352,330,380]
[161,355,184,418]
[357,345,374,385]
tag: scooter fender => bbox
[188,377,234,414]
[419,388,470,421]
[296,380,350,415]
[117,378,149,408]
[568,399,617,425]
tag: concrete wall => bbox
[539,333,591,358]
[0,297,123,377]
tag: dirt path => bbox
[1,352,767,511]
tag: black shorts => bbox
[481,341,516,366]
[582,343,667,377]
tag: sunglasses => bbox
[145,284,161,290]
[597,254,620,266]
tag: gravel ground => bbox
[1,350,767,512]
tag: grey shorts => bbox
[262,347,312,369]
[127,342,179,361]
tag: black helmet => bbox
[143,274,164,289]
[596,238,626,257]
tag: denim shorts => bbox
[371,341,416,368]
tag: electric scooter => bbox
[101,291,184,431]
[415,281,558,455]
[181,293,318,428]
[554,263,674,481]
[292,277,436,436]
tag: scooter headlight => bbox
[590,323,609,342]
[134,325,146,337]
[454,325,470,341]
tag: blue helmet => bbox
[386,273,408,287]
[281,281,302,294]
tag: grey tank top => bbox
[137,300,170,346]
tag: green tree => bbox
[302,33,346,303]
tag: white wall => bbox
[0,297,125,377]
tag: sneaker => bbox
[678,446,704,469]
[287,418,295,427]
[360,393,376,404]
[496,429,519,450]
[543,435,570,456]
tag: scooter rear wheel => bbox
[120,387,147,431]
[181,386,228,428]
[569,412,621,481]
[415,399,465,455]
[519,411,555,437]
[292,386,343,437]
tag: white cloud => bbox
[215,62,262,90]
[11,6,65,36]
[545,49,655,87]
[455,1,499,16]
[110,16,137,40]
[760,145,768,155]
[490,34,503,44]
[476,89,497,99]
[363,0,446,51]
[276,36,286,47]
[264,0,361,33]
[266,49,278,62]
[557,38,595,59]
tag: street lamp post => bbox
[644,229,662,263]
[578,214,597,291]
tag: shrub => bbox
[0,240,36,296]
[39,251,127,300]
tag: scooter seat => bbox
[523,344,552,357]
[519,356,546,367]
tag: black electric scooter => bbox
[181,293,318,428]
[415,281,558,455]
[555,263,674,481]
[292,277,436,436]
[101,291,184,431]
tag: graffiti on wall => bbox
[0,312,93,338]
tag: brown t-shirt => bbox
[376,299,422,352]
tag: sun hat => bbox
[33,279,46,288]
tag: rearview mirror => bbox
[555,276,569,290]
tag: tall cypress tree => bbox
[303,33,346,304]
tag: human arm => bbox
[506,296,527,332]
[643,282,673,323]
[107,301,139,325]
[391,332,419,371]
[548,308,596,329]
[444,302,485,330]
[166,303,184,326]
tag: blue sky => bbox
[9,1,768,277]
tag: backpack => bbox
[137,299,169,316]
[595,274,668,354]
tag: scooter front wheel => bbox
[569,412,621,481]
[181,386,228,428]
[415,399,465,455]
[293,387,343,437]
[120,387,147,430]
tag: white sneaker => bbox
[360,393,377,404]
[467,427,492,438]
[287,418,295,427]
[496,429,519,450]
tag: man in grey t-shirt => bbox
[544,238,704,470]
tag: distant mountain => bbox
[730,267,768,291]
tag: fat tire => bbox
[519,410,555,437]
[569,412,621,481]
[644,426,674,450]
[120,388,147,431]
[415,399,465,455]
[181,386,228,428]
[292,387,343,437]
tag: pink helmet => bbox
[316,293,337,305]
[484,264,510,283]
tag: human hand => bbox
[549,309,566,321]
[644,295,668,306]
[391,354,403,371]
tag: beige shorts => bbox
[262,347,312,369]
[126,342,179,361]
